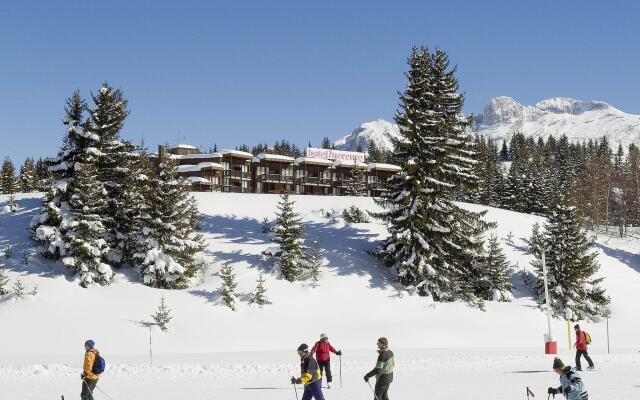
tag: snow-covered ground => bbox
[1,193,639,399]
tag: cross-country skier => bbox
[81,340,99,400]
[291,343,325,400]
[574,324,595,371]
[547,357,589,400]
[363,337,394,400]
[308,333,341,388]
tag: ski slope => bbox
[0,193,639,399]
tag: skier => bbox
[574,324,595,371]
[547,357,589,400]
[308,333,342,388]
[363,337,394,400]
[291,343,325,400]
[81,340,99,400]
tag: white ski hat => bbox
[320,333,328,339]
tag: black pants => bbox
[374,380,391,400]
[575,349,594,370]
[318,360,332,383]
[81,379,97,400]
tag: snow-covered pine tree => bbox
[62,152,112,286]
[371,47,490,304]
[118,149,154,265]
[525,222,545,255]
[19,158,38,193]
[89,83,132,265]
[13,278,25,299]
[151,293,172,331]
[1,157,18,195]
[532,194,609,321]
[272,193,306,282]
[251,272,270,306]
[29,91,100,259]
[0,264,9,296]
[219,262,238,310]
[135,153,205,288]
[345,162,367,196]
[34,158,52,191]
[474,234,513,301]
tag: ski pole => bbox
[94,385,115,400]
[339,355,342,389]
[292,382,299,400]
[367,380,381,400]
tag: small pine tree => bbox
[0,265,9,296]
[251,272,270,306]
[4,244,12,259]
[219,263,238,310]
[151,294,172,331]
[261,217,271,234]
[474,235,513,301]
[307,239,322,288]
[272,194,306,282]
[13,278,25,299]
[524,222,545,255]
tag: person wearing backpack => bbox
[308,333,341,388]
[81,339,103,400]
[574,324,595,371]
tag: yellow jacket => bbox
[83,349,100,381]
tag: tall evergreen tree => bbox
[90,83,132,264]
[272,193,306,282]
[531,194,609,321]
[135,154,204,288]
[18,158,38,193]
[367,140,384,163]
[371,47,489,304]
[30,91,100,260]
[219,262,239,310]
[321,136,333,149]
[62,152,112,286]
[0,158,18,194]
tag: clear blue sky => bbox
[1,0,639,164]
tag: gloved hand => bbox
[364,375,369,382]
[563,386,571,395]
[336,350,342,356]
[291,376,297,384]
[547,387,558,395]
[80,372,85,380]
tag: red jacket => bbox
[309,340,337,362]
[575,330,588,351]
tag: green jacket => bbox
[365,348,394,384]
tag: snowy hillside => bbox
[474,96,640,148]
[1,193,640,399]
[338,97,640,152]
[334,119,400,152]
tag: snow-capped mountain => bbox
[473,96,640,148]
[336,97,640,152]
[334,119,400,152]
